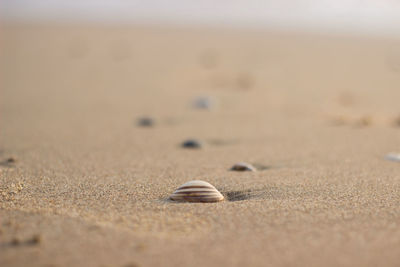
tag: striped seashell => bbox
[169,180,224,203]
[230,162,256,172]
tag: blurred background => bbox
[1,0,400,126]
[2,0,400,36]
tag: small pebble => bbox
[193,97,214,110]
[26,234,41,245]
[137,117,154,127]
[385,153,400,162]
[230,162,256,172]
[10,237,21,246]
[181,139,203,149]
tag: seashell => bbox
[181,139,203,149]
[169,180,224,203]
[385,153,400,162]
[230,162,256,172]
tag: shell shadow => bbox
[160,197,175,203]
[252,163,271,171]
[224,189,267,202]
[227,163,272,172]
[207,139,240,146]
[160,197,223,204]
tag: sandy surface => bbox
[1,23,400,267]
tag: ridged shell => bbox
[169,180,224,203]
[230,162,256,172]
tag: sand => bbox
[1,22,400,267]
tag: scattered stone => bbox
[137,117,154,127]
[181,139,203,149]
[9,235,41,247]
[26,234,41,245]
[10,237,21,246]
[169,180,224,203]
[193,97,214,110]
[0,157,17,167]
[230,162,256,172]
[385,153,400,162]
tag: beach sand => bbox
[1,23,400,267]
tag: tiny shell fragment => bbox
[169,180,224,203]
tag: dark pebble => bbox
[137,117,154,127]
[10,237,21,246]
[26,234,41,245]
[193,97,214,110]
[182,139,202,149]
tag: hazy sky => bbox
[2,0,400,34]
